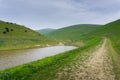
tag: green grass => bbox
[1,19,120,80]
[0,38,56,50]
[46,24,102,40]
[81,19,120,80]
[0,20,42,38]
[107,39,120,80]
[0,37,102,80]
[0,20,56,50]
[43,19,120,80]
[78,19,120,53]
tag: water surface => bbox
[0,46,76,70]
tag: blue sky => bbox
[0,0,120,30]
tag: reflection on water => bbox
[0,46,76,70]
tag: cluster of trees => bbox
[2,28,28,34]
[3,28,14,34]
[2,22,28,34]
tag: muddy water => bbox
[0,46,76,70]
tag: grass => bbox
[0,19,120,80]
[80,19,120,53]
[81,19,120,80]
[0,20,56,50]
[0,38,56,50]
[46,24,101,40]
[45,19,120,80]
[0,37,102,80]
[107,39,120,80]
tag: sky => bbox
[0,0,120,30]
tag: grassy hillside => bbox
[37,28,55,35]
[83,19,120,52]
[0,20,44,38]
[0,19,120,80]
[44,20,120,79]
[81,19,120,80]
[0,20,55,50]
[46,24,102,40]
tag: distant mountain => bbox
[46,24,102,40]
[37,28,55,35]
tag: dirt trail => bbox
[56,39,115,80]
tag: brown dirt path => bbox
[55,39,115,80]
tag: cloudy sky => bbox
[0,0,120,30]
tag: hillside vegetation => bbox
[84,19,120,53]
[79,19,120,80]
[46,24,102,40]
[0,20,55,50]
[0,19,120,80]
[38,19,120,80]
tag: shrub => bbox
[5,28,9,32]
[25,30,27,32]
[3,31,6,34]
[11,29,14,31]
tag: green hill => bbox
[37,28,55,35]
[0,20,54,50]
[1,19,120,80]
[0,20,43,38]
[84,19,120,53]
[83,19,120,37]
[46,24,102,40]
[82,19,120,79]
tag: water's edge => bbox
[0,46,77,70]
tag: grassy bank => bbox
[0,38,57,50]
[0,37,102,80]
[107,38,120,80]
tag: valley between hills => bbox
[0,19,120,80]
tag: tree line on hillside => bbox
[2,27,28,34]
[1,22,28,34]
[3,28,14,34]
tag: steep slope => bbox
[46,24,102,40]
[37,28,55,35]
[0,20,53,50]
